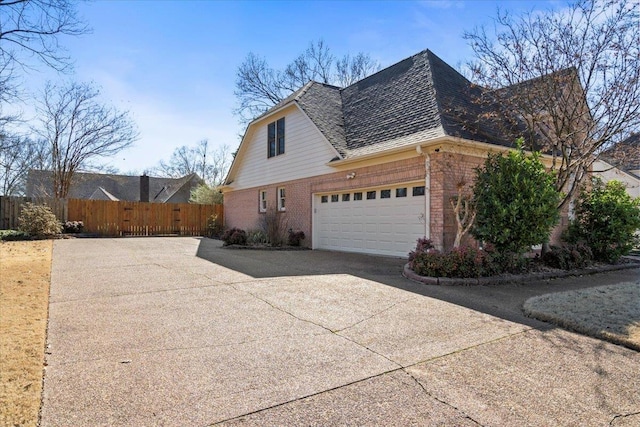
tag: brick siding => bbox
[224,151,568,251]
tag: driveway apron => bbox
[41,237,640,426]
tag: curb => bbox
[402,261,640,286]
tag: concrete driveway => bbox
[41,237,640,426]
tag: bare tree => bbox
[235,39,380,122]
[0,0,88,148]
[441,153,476,248]
[335,52,380,87]
[35,81,138,198]
[0,0,88,72]
[152,140,232,187]
[0,133,50,195]
[464,0,640,208]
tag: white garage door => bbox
[313,184,427,257]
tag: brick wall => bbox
[224,157,426,247]
[429,152,484,250]
[224,151,569,251]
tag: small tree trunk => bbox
[541,242,551,255]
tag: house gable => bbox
[225,103,342,191]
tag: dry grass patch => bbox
[524,282,640,351]
[0,240,52,427]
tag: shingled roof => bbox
[252,49,536,161]
[26,170,202,203]
[602,133,640,172]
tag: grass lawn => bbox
[524,282,640,351]
[0,240,52,427]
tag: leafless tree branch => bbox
[464,0,640,208]
[234,39,380,124]
[35,81,138,198]
[151,140,232,187]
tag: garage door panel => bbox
[315,185,426,257]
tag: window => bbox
[342,194,350,202]
[277,187,286,211]
[331,194,339,202]
[259,190,267,212]
[366,191,376,200]
[380,189,391,199]
[267,117,285,158]
[396,187,407,198]
[321,195,328,203]
[277,118,285,155]
[413,186,425,196]
[353,192,363,201]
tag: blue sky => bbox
[19,0,565,174]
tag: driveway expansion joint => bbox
[229,283,406,368]
[333,297,414,333]
[207,366,407,426]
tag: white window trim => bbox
[259,190,267,213]
[277,187,286,211]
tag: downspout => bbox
[416,145,430,240]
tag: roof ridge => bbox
[340,48,434,91]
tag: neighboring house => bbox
[592,159,640,198]
[26,170,202,203]
[222,49,574,257]
[601,132,640,175]
[596,133,640,198]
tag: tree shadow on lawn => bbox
[195,238,640,336]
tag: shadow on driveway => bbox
[196,238,640,332]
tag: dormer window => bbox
[268,117,285,158]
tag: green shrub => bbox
[246,229,268,245]
[541,243,593,270]
[63,220,84,233]
[409,238,501,278]
[0,230,30,241]
[221,227,247,246]
[18,203,62,238]
[472,141,561,257]
[564,178,640,263]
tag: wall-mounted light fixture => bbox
[346,172,356,179]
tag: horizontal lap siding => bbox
[232,107,338,190]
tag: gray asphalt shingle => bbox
[260,49,530,160]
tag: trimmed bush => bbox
[564,178,640,263]
[409,238,501,278]
[0,230,30,241]
[542,243,593,270]
[18,203,62,238]
[472,142,561,256]
[287,230,305,247]
[63,220,84,233]
[221,227,247,246]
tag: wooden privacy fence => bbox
[0,196,223,237]
[67,199,222,237]
[0,196,67,230]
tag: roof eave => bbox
[325,135,453,166]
